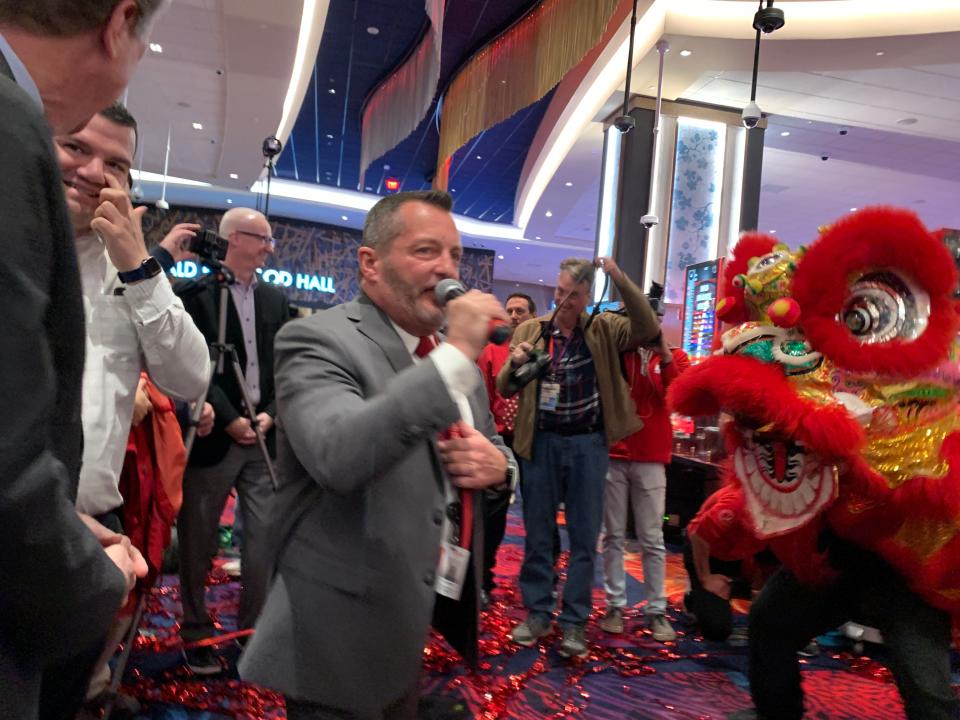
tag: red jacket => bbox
[609,347,690,464]
[476,341,519,436]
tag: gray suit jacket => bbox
[239,294,514,715]
[0,52,126,718]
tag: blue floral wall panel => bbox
[664,118,725,304]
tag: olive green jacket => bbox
[496,273,660,460]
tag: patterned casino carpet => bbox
[117,503,960,719]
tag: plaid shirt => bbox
[538,326,601,433]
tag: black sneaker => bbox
[182,645,222,675]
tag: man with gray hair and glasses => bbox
[500,256,660,659]
[0,0,166,717]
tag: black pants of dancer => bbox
[681,539,750,642]
[748,540,956,720]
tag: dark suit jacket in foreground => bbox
[178,279,289,466]
[0,56,126,718]
[239,294,514,716]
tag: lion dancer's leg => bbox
[747,567,852,720]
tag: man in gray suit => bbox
[0,1,164,717]
[240,190,515,719]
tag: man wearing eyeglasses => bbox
[177,207,290,674]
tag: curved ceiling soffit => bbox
[433,0,621,192]
[515,0,960,231]
[359,0,445,183]
[275,0,330,148]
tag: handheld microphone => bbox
[434,279,512,345]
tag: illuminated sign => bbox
[681,258,724,361]
[169,261,336,294]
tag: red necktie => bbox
[416,336,473,550]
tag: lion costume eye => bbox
[840,271,930,345]
[748,252,786,274]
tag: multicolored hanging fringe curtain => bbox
[359,0,445,183]
[434,0,621,191]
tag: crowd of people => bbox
[2,3,957,720]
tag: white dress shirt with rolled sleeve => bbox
[75,233,211,516]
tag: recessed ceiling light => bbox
[538,279,544,283]
[545,210,553,217]
[564,181,573,187]
[515,246,521,250]
[149,42,162,53]
[367,26,379,35]
[535,236,541,240]
[192,122,203,130]
[780,131,790,137]
[875,51,885,56]
[679,49,692,57]
[328,88,336,95]
[229,172,238,179]
[226,198,233,204]
[500,79,507,84]
[770,230,777,234]
[476,155,482,160]
[365,186,373,191]
[341,215,348,221]
[451,188,457,193]
[497,254,504,260]
[326,133,334,139]
[897,117,918,125]
[849,207,857,212]
[383,164,391,170]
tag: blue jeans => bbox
[519,430,608,627]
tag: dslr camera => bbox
[502,347,552,398]
[188,228,228,263]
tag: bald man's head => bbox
[220,207,275,281]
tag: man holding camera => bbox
[499,257,660,658]
[177,207,289,674]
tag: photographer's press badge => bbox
[435,542,470,600]
[539,381,560,411]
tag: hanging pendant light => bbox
[155,123,172,210]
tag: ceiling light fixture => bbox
[497,255,504,260]
[149,42,162,53]
[515,246,521,250]
[875,51,885,56]
[535,236,541,240]
[780,131,790,136]
[192,122,203,130]
[226,198,233,204]
[326,133,334,139]
[564,181,573,187]
[229,172,239,179]
[679,49,692,56]
[850,207,857,211]
[341,215,349,221]
[328,88,336,94]
[367,26,379,35]
[475,155,482,160]
[545,210,553,217]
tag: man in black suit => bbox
[177,207,289,674]
[0,1,164,717]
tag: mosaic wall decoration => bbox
[142,206,495,309]
[663,118,725,304]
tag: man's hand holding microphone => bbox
[432,285,510,490]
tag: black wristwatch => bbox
[117,256,163,284]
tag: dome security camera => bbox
[821,154,830,162]
[613,115,636,133]
[155,198,170,210]
[640,214,660,229]
[839,128,849,136]
[742,101,762,129]
[753,2,785,34]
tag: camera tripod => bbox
[183,260,279,491]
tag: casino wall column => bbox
[594,98,764,305]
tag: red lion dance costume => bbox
[669,207,960,720]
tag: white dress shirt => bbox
[75,234,211,516]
